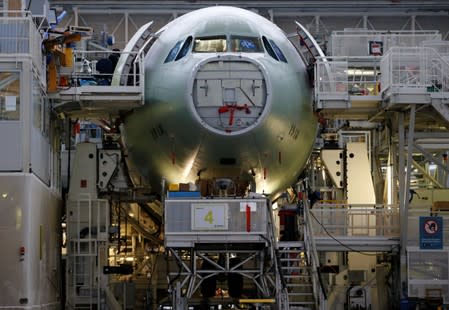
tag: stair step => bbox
[280,258,305,262]
[288,292,314,296]
[283,274,311,278]
[287,285,313,290]
[283,275,312,279]
[289,301,315,305]
[279,251,305,255]
[279,247,305,250]
[282,270,310,274]
[287,283,313,287]
[289,295,314,300]
[284,280,312,285]
[278,241,305,248]
[289,300,315,305]
[286,281,313,286]
[281,262,307,266]
[281,265,309,269]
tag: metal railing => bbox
[380,46,449,96]
[422,40,449,58]
[330,29,441,57]
[66,194,109,309]
[315,45,449,106]
[304,204,327,310]
[64,49,144,89]
[315,56,381,101]
[267,201,289,309]
[315,57,348,95]
[0,11,44,77]
[309,203,400,238]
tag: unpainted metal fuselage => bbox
[123,6,316,195]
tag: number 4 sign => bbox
[191,203,228,230]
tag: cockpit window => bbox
[175,36,193,61]
[193,36,227,52]
[230,36,263,52]
[269,39,288,63]
[262,36,288,63]
[164,40,183,63]
[262,36,279,61]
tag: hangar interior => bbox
[1,0,449,309]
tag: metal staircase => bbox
[278,242,315,309]
[273,193,327,310]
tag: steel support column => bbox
[398,111,406,299]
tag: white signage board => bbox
[240,201,257,212]
[5,96,16,111]
[191,203,228,230]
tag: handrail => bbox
[266,200,289,309]
[304,202,327,310]
[380,46,449,96]
[66,50,144,88]
[330,30,441,57]
[310,203,400,238]
[314,56,381,98]
[0,11,44,77]
[422,40,449,57]
[315,45,449,105]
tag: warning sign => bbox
[419,216,443,249]
[369,41,383,56]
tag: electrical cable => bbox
[26,0,32,12]
[308,209,379,256]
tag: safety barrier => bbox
[330,29,440,57]
[309,203,400,238]
[0,11,44,77]
[315,56,381,99]
[380,46,449,96]
[64,50,144,89]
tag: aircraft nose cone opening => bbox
[192,57,269,135]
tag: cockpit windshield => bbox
[230,36,263,52]
[193,36,227,52]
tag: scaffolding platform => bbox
[314,45,449,123]
[50,85,143,117]
[164,198,270,248]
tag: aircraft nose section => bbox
[190,55,270,135]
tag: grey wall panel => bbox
[0,174,61,307]
[0,21,30,53]
[0,121,22,171]
[30,127,50,184]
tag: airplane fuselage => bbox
[122,6,316,195]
